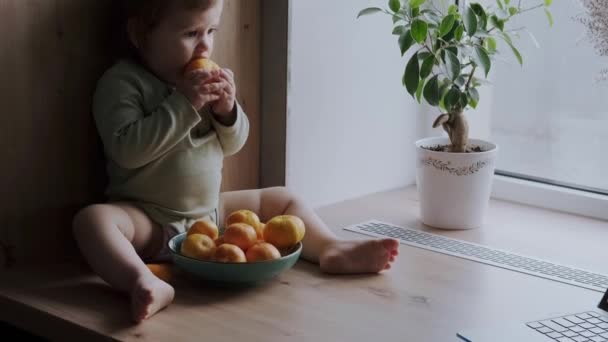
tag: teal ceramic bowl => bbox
[168,232,302,286]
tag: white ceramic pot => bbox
[415,137,498,230]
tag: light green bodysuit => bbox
[93,59,249,232]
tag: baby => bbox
[73,0,399,323]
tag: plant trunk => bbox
[447,110,468,152]
[432,111,469,152]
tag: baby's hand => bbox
[176,69,222,111]
[201,69,236,116]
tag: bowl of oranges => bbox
[168,210,305,286]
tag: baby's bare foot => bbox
[319,238,399,274]
[131,275,175,323]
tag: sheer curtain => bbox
[486,0,608,194]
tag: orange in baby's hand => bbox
[181,234,216,261]
[263,215,306,250]
[213,244,247,263]
[184,58,220,74]
[223,223,258,251]
[225,210,263,239]
[246,242,281,262]
[187,218,219,240]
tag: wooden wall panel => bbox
[0,0,260,268]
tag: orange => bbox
[180,234,216,261]
[187,218,219,240]
[146,263,173,283]
[223,223,258,251]
[213,244,247,263]
[225,209,263,239]
[246,242,281,262]
[263,215,306,249]
[184,58,220,74]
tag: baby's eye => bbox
[208,28,218,35]
[185,30,198,38]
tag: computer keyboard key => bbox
[572,326,587,333]
[602,333,608,338]
[581,331,597,338]
[556,338,575,342]
[581,323,596,329]
[548,332,565,338]
[589,312,601,317]
[589,337,606,342]
[579,313,594,320]
[568,316,587,324]
[572,336,590,342]
[554,318,577,328]
[590,328,606,334]
[527,322,544,329]
[563,330,580,337]
[598,323,608,329]
[538,326,554,334]
[541,321,569,332]
[589,318,603,324]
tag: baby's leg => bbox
[72,203,174,322]
[219,187,399,274]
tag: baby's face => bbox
[139,3,223,85]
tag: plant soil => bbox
[423,144,484,153]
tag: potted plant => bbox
[358,0,553,229]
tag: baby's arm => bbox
[208,103,250,156]
[93,73,201,169]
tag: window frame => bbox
[491,174,608,221]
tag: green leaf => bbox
[496,0,504,10]
[357,7,383,18]
[444,87,462,111]
[504,0,511,5]
[439,15,456,38]
[500,33,523,65]
[389,0,401,13]
[438,81,451,111]
[471,4,487,30]
[399,30,415,56]
[444,49,461,81]
[392,25,406,35]
[473,46,491,77]
[411,7,420,17]
[545,8,554,27]
[403,53,420,97]
[459,92,469,108]
[448,4,458,15]
[416,79,425,103]
[468,88,480,108]
[470,3,485,17]
[508,6,518,16]
[485,37,497,53]
[463,6,478,37]
[420,55,435,78]
[454,75,466,87]
[544,0,553,6]
[418,51,432,61]
[409,0,426,8]
[411,19,428,43]
[490,15,505,31]
[454,24,464,41]
[423,75,441,106]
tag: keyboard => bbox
[527,311,608,341]
[343,220,608,292]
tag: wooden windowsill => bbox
[1,185,607,341]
